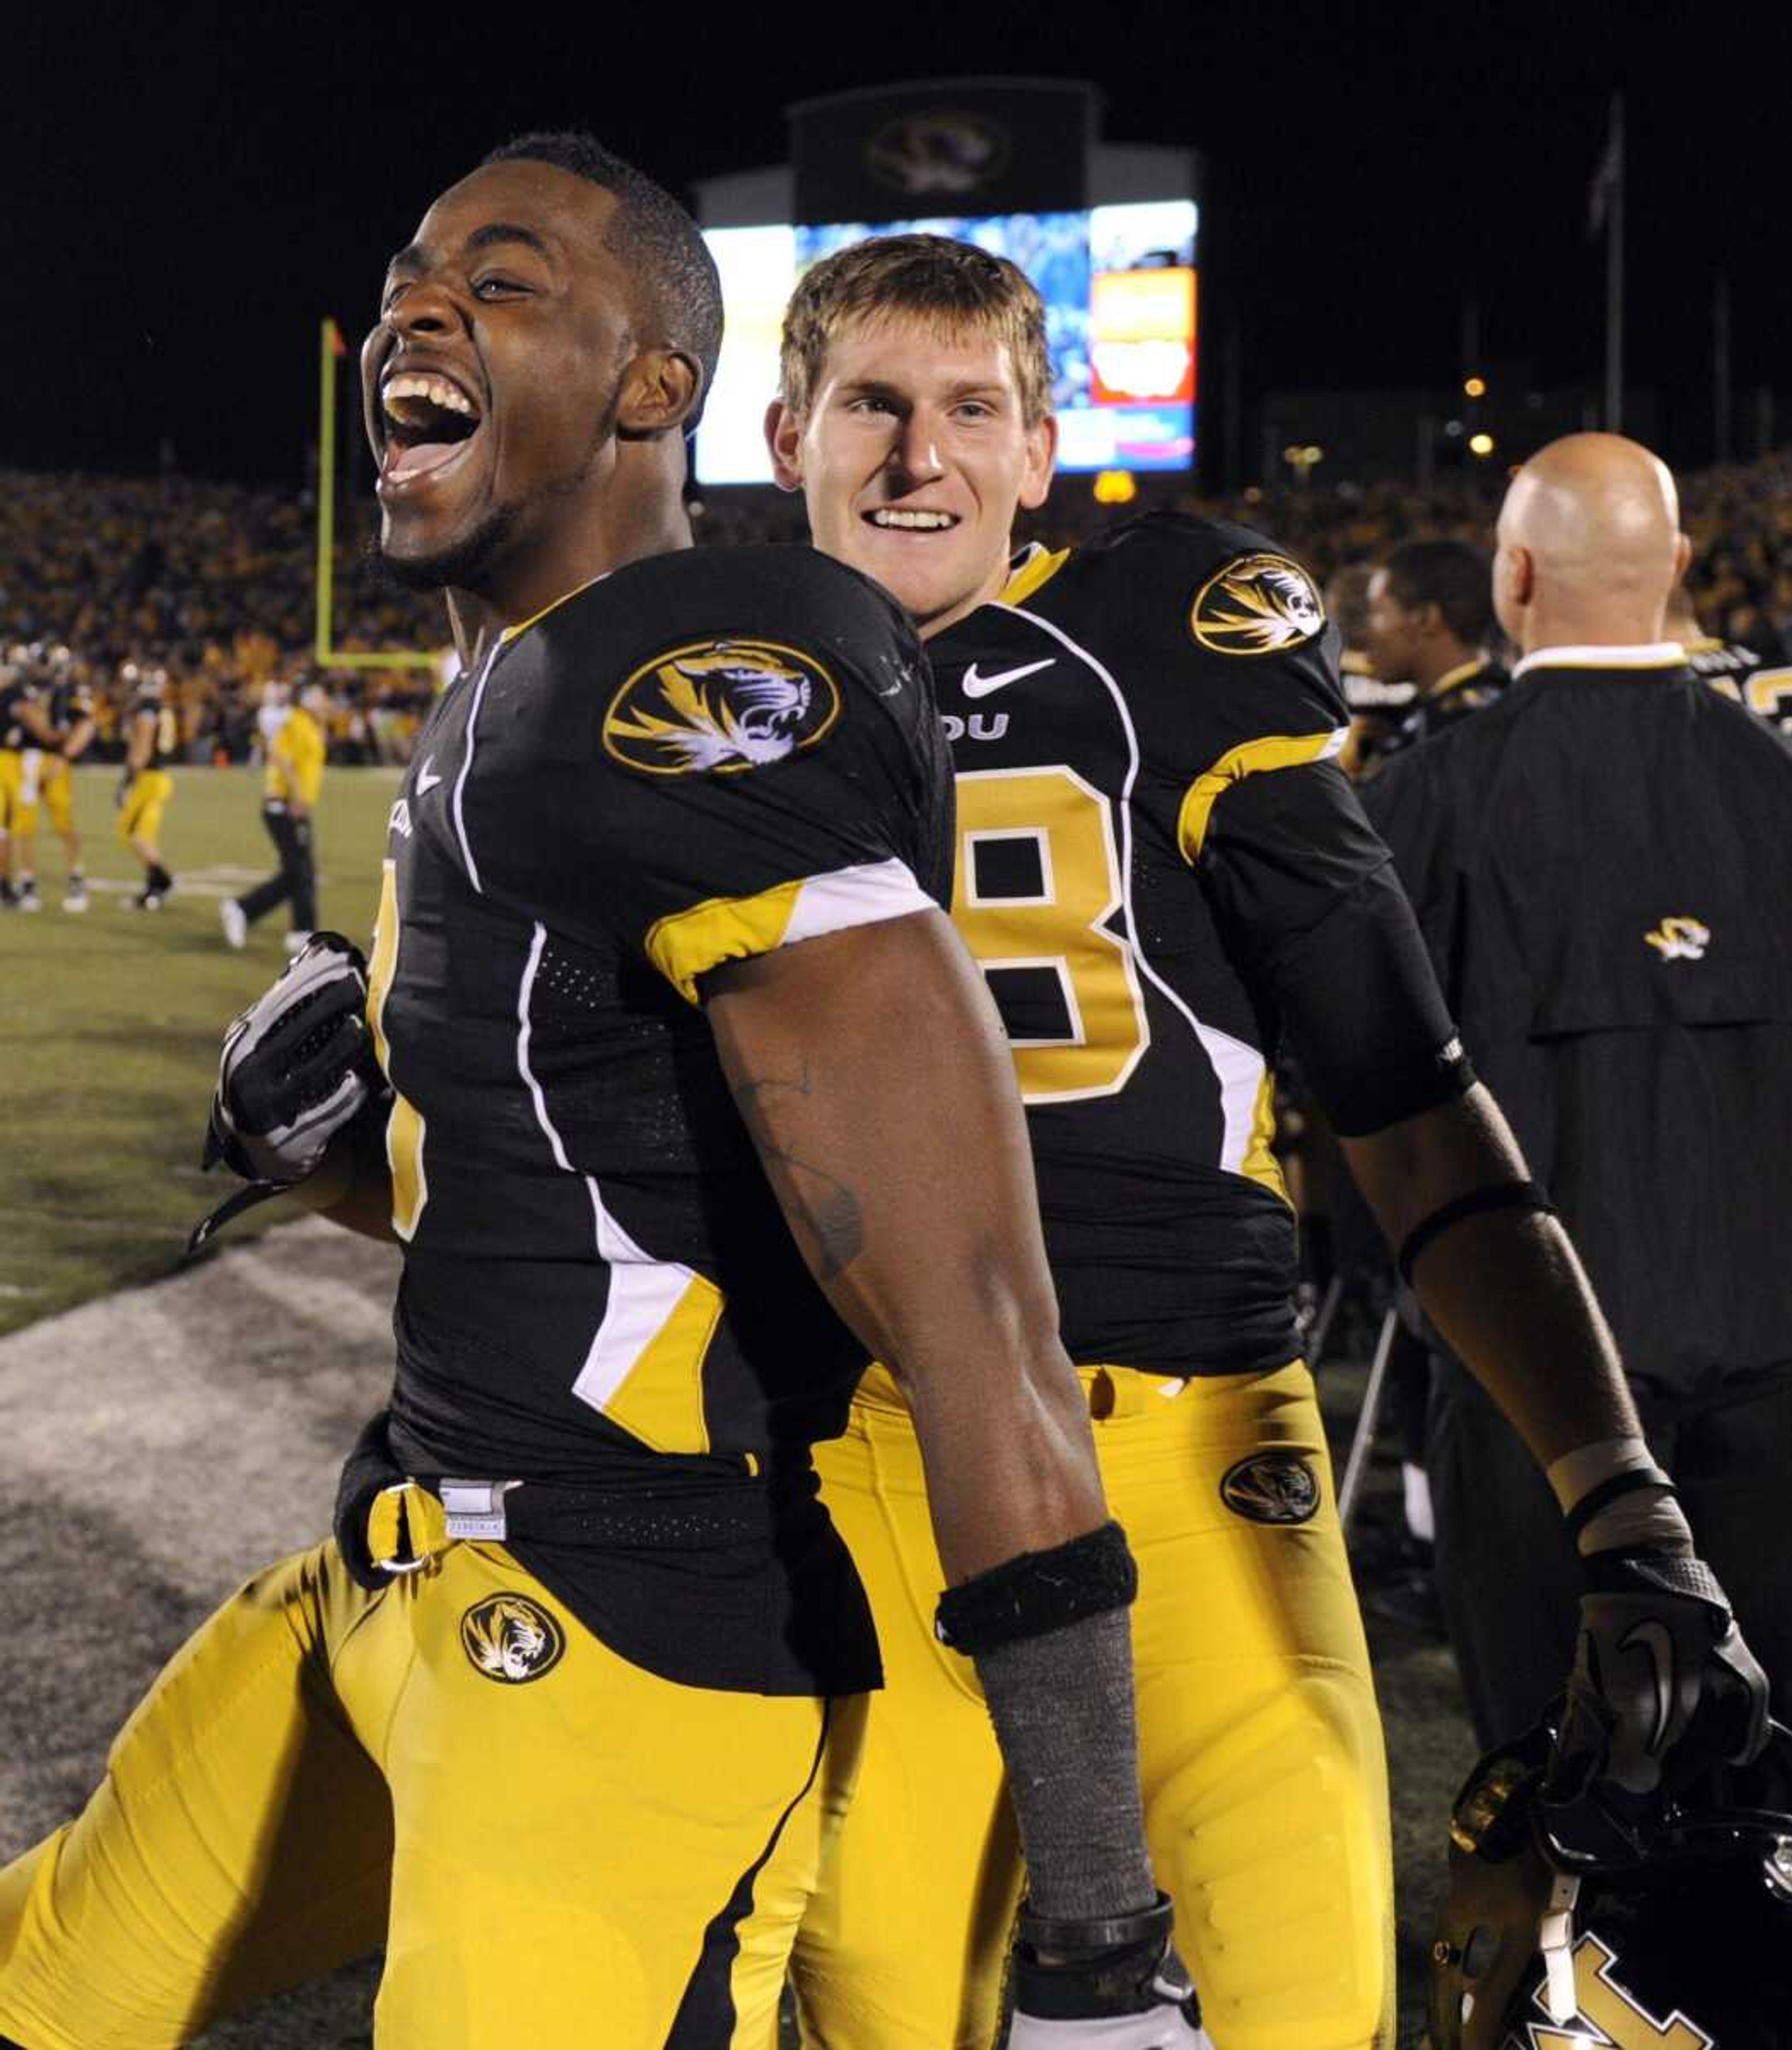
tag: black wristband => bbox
[935,1520,1137,1656]
[1563,1464,1675,1544]
[1017,1890,1172,1961]
[1397,1179,1556,1286]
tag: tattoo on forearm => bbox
[730,1064,865,1282]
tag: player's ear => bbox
[616,348,701,440]
[1673,531,1692,583]
[1017,411,1057,513]
[765,400,805,494]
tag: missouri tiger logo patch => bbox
[1221,1452,1321,1525]
[460,1594,567,1685]
[1191,553,1325,657]
[1645,915,1711,962]
[604,640,840,776]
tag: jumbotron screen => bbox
[695,201,1198,486]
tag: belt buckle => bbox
[439,1477,521,1542]
[373,1481,429,1576]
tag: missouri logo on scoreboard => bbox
[1190,553,1326,657]
[460,1594,567,1685]
[604,640,840,776]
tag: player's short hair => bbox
[779,234,1052,427]
[1382,539,1495,647]
[483,131,723,427]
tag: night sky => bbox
[7,3,1784,487]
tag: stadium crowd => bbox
[2,451,1790,767]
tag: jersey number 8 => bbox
[952,766,1149,1104]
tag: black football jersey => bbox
[369,544,944,1691]
[129,689,179,767]
[1381,656,1510,756]
[45,678,95,742]
[930,512,1408,1377]
[1684,635,1792,742]
[1363,658,1792,1396]
[0,677,33,750]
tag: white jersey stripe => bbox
[450,643,501,894]
[516,919,701,1416]
[783,857,935,947]
[994,598,1266,1175]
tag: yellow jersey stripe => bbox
[647,878,805,1005]
[1001,545,1071,609]
[1176,728,1346,864]
[646,859,933,1006]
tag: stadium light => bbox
[1469,432,1496,457]
[1464,375,1488,399]
[1094,469,1138,504]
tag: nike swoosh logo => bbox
[1621,1618,1677,1755]
[961,658,1055,699]
[415,757,443,795]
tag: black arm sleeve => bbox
[1201,759,1474,1136]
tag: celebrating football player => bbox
[0,145,1196,2050]
[764,236,1770,2050]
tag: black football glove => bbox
[202,931,382,1189]
[1544,1549,1771,1863]
[1008,1895,1213,2048]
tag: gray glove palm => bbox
[203,932,379,1187]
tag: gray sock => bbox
[973,1606,1156,1923]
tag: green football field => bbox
[0,763,403,1333]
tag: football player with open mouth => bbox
[0,140,1190,2049]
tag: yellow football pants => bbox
[0,750,20,833]
[9,756,72,838]
[0,1535,860,2050]
[117,768,173,847]
[791,1360,1394,2050]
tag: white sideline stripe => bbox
[514,922,697,1419]
[995,599,1265,1174]
[451,644,501,894]
[781,858,934,947]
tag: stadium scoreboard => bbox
[697,202,1198,487]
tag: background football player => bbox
[116,660,178,909]
[221,674,329,950]
[6,646,96,912]
[0,140,1201,2050]
[0,651,58,910]
[764,236,1769,2050]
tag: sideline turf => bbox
[0,764,402,1335]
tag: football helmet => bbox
[1428,1714,1792,2047]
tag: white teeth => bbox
[870,508,955,530]
[382,373,477,419]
